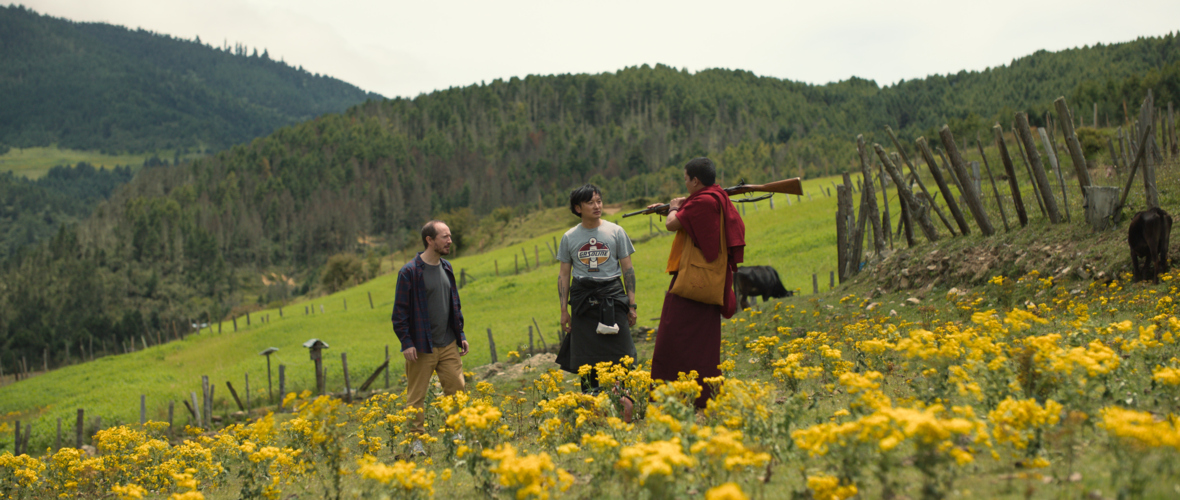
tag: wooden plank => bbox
[1012,124,1048,218]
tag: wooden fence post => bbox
[1011,124,1048,218]
[14,420,21,455]
[878,162,892,249]
[1054,97,1095,195]
[522,248,529,270]
[535,246,540,269]
[168,401,174,438]
[829,271,835,290]
[245,373,250,411]
[993,125,1029,227]
[1015,113,1062,223]
[835,184,850,284]
[528,326,535,355]
[856,136,884,256]
[341,353,352,403]
[495,260,499,276]
[384,345,390,389]
[886,127,957,236]
[226,382,245,411]
[916,137,970,235]
[1038,127,1071,223]
[246,312,251,326]
[233,317,238,332]
[190,392,201,427]
[976,133,1011,232]
[514,255,519,275]
[487,328,499,363]
[76,408,84,448]
[140,394,146,425]
[369,291,374,308]
[875,144,939,242]
[812,273,818,294]
[1139,91,1159,208]
[939,126,995,235]
[278,365,287,412]
[343,298,347,311]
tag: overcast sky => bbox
[21,0,1180,99]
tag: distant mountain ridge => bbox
[0,5,383,154]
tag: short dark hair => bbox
[568,184,602,217]
[421,220,444,248]
[685,157,716,186]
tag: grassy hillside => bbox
[0,173,853,448]
[0,146,161,180]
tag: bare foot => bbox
[621,396,634,424]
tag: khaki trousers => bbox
[406,340,465,435]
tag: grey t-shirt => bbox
[557,220,635,280]
[422,262,455,347]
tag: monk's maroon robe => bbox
[650,185,745,407]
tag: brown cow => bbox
[1129,207,1172,284]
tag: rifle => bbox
[621,178,804,218]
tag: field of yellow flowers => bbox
[4,264,1180,499]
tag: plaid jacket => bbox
[391,253,466,353]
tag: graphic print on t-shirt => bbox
[577,237,611,272]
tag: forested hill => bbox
[0,5,382,155]
[1,31,1178,373]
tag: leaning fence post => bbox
[875,143,939,242]
[1016,113,1062,223]
[976,133,1011,232]
[993,125,1029,227]
[1054,97,1095,195]
[487,328,499,363]
[1038,127,1071,223]
[939,126,995,235]
[856,135,884,255]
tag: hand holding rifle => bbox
[623,177,804,218]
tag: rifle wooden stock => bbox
[621,177,804,218]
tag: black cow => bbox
[734,266,793,309]
[1129,207,1172,284]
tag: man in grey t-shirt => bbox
[556,184,638,421]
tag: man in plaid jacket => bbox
[392,220,469,455]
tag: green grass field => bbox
[0,173,855,451]
[0,145,210,178]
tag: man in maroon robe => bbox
[649,157,745,408]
